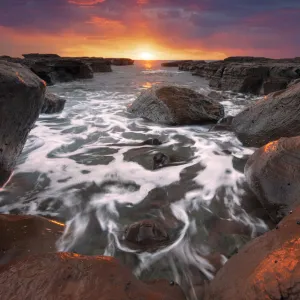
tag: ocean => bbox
[0,60,269,296]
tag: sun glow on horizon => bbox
[139,51,154,60]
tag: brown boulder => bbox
[245,136,300,223]
[128,86,224,125]
[0,252,186,300]
[205,205,300,300]
[0,214,64,265]
[233,82,300,147]
[41,91,66,114]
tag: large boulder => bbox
[205,205,300,300]
[41,91,66,114]
[245,136,300,223]
[0,252,185,300]
[0,214,64,265]
[128,86,224,125]
[232,82,300,147]
[0,61,45,186]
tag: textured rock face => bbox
[182,56,300,95]
[41,91,66,114]
[205,205,300,300]
[232,82,300,147]
[0,253,185,300]
[128,86,224,125]
[0,61,45,186]
[245,136,300,223]
[0,214,64,265]
[107,58,134,65]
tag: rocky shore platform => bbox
[2,56,300,299]
[166,56,300,95]
[0,53,134,85]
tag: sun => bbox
[139,52,154,60]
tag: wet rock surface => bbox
[205,205,300,300]
[180,56,300,95]
[0,252,185,300]
[123,219,171,251]
[0,214,64,265]
[245,136,300,223]
[233,82,300,147]
[107,58,135,65]
[41,91,66,114]
[0,60,45,187]
[128,85,224,125]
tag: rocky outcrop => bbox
[22,53,60,59]
[180,56,300,95]
[0,61,45,187]
[41,91,66,114]
[0,252,185,300]
[107,58,134,66]
[205,205,300,300]
[26,58,94,85]
[232,82,300,147]
[0,214,64,265]
[178,60,207,71]
[128,85,224,125]
[161,60,192,67]
[245,136,300,223]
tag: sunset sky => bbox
[1,0,299,60]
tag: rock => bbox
[161,60,192,67]
[245,136,300,223]
[210,116,234,132]
[107,58,134,66]
[0,214,64,265]
[232,82,300,147]
[181,56,300,95]
[73,57,112,72]
[178,60,207,71]
[41,91,66,114]
[207,91,229,102]
[0,252,185,300]
[123,219,170,251]
[0,61,46,186]
[128,85,224,125]
[22,53,61,59]
[205,205,300,300]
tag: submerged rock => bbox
[0,214,64,265]
[124,219,170,251]
[41,91,66,114]
[245,136,300,223]
[0,61,45,186]
[128,85,224,125]
[233,82,300,147]
[0,252,185,300]
[205,205,300,300]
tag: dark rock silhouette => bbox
[41,91,66,114]
[0,61,45,187]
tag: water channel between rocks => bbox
[0,60,271,298]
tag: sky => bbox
[1,0,300,60]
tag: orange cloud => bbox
[68,0,106,5]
